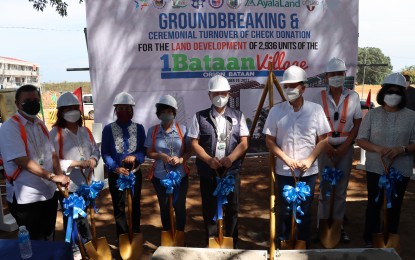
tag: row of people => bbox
[0,61,413,253]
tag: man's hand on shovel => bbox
[116,167,130,176]
[208,157,222,170]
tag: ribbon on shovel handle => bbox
[62,193,87,243]
[375,167,403,209]
[160,169,182,203]
[320,166,344,197]
[282,181,310,224]
[212,174,235,221]
[77,181,104,213]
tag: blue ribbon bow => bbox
[76,181,104,213]
[320,166,344,197]
[160,169,182,203]
[375,167,403,208]
[117,171,136,196]
[282,181,311,224]
[62,193,87,243]
[212,175,235,221]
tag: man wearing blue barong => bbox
[189,75,249,249]
[263,66,330,248]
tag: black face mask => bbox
[22,100,41,116]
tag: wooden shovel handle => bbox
[127,189,133,241]
[168,194,176,238]
[56,183,68,198]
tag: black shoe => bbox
[311,229,320,243]
[341,229,351,243]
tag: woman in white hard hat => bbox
[49,92,100,248]
[144,95,191,246]
[263,65,331,248]
[101,92,146,237]
[357,73,415,248]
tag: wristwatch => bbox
[48,173,56,181]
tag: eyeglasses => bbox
[333,112,339,121]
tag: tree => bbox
[402,65,415,83]
[356,47,392,85]
[28,0,83,16]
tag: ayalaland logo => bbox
[152,0,166,9]
[245,0,300,8]
[172,0,188,8]
[209,0,224,8]
[303,0,319,11]
[226,0,242,9]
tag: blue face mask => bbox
[159,114,174,124]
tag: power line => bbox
[0,26,82,32]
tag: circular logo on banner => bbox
[209,0,224,8]
[226,0,241,9]
[152,0,166,9]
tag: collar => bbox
[16,111,41,125]
[115,120,132,127]
[157,121,178,134]
[327,87,349,97]
[211,105,226,118]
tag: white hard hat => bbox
[113,92,135,106]
[325,57,347,73]
[156,94,178,110]
[208,75,231,92]
[280,66,307,84]
[57,92,79,108]
[382,73,406,88]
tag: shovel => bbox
[319,160,343,248]
[57,183,88,260]
[373,158,400,254]
[280,170,306,250]
[209,170,234,249]
[319,185,342,248]
[119,163,143,260]
[80,170,112,260]
[161,194,185,246]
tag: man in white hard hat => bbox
[263,66,330,248]
[188,75,249,248]
[0,85,69,240]
[101,92,146,237]
[312,58,362,244]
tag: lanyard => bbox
[26,123,45,162]
[64,128,85,159]
[162,130,175,156]
[209,110,233,143]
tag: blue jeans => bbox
[276,174,317,245]
[152,175,188,231]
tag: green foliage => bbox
[41,81,91,93]
[356,47,392,85]
[402,65,415,83]
[28,0,83,16]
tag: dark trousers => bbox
[8,192,58,241]
[108,170,142,235]
[200,169,240,245]
[363,171,409,242]
[57,191,92,243]
[152,175,188,231]
[276,174,317,246]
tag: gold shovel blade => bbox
[208,236,234,249]
[161,230,174,246]
[84,237,112,260]
[319,219,342,249]
[119,233,143,260]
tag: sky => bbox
[0,0,414,83]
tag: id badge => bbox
[218,142,226,150]
[38,159,44,166]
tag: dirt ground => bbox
[3,152,414,260]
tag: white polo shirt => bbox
[188,107,249,159]
[312,88,362,146]
[263,100,331,177]
[0,112,55,204]
[50,126,100,192]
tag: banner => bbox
[86,0,358,137]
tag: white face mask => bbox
[384,94,402,107]
[212,95,229,108]
[63,110,81,123]
[284,87,301,101]
[328,75,345,88]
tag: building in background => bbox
[0,56,40,89]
